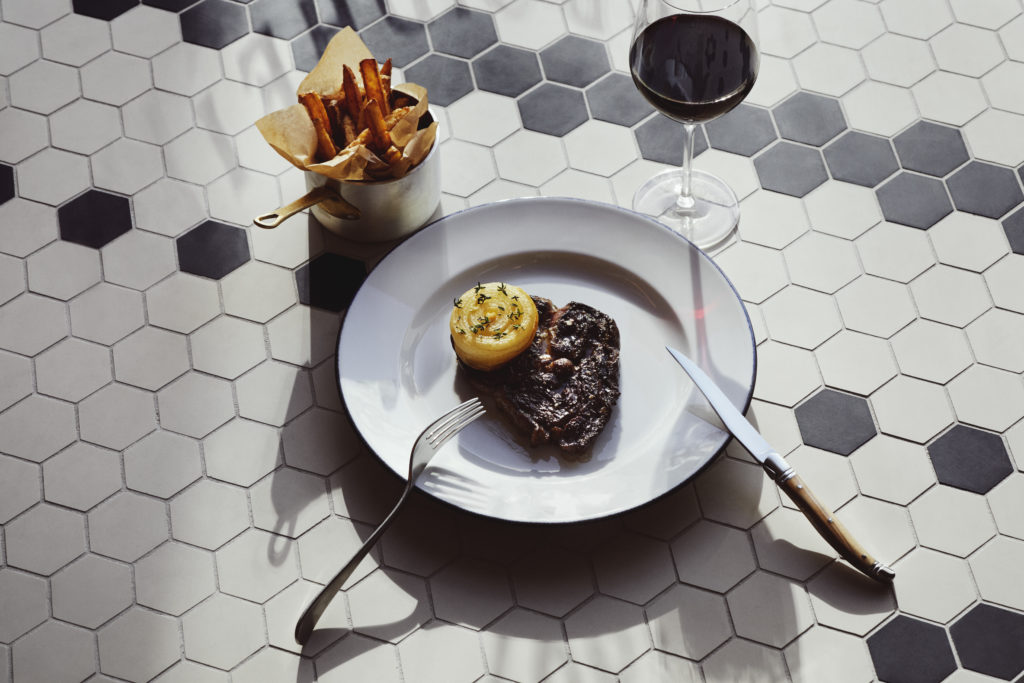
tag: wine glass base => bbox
[633,168,740,251]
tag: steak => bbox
[459,296,620,458]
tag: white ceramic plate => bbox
[338,197,755,523]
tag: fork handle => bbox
[294,485,414,645]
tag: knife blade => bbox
[666,346,895,583]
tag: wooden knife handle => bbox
[778,473,895,583]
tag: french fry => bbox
[360,58,390,117]
[342,114,357,146]
[341,65,362,120]
[325,99,346,145]
[363,98,391,152]
[299,92,338,161]
[383,105,412,131]
[380,58,392,104]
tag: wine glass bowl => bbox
[629,0,760,250]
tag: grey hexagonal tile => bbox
[754,142,829,197]
[51,554,133,629]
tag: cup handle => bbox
[253,185,359,228]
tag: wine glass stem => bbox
[676,122,697,212]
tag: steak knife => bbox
[666,346,895,583]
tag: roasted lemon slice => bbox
[450,282,539,371]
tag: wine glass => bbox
[630,0,759,250]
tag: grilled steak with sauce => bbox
[458,296,620,458]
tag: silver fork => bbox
[294,397,485,645]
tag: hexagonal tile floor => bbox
[2,0,1024,681]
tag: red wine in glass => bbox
[630,14,758,124]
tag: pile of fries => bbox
[300,58,416,174]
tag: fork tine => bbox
[425,397,482,441]
[429,404,486,450]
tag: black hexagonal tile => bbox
[518,83,588,137]
[180,0,250,49]
[539,35,611,89]
[58,190,133,249]
[875,172,952,229]
[315,0,385,30]
[823,131,900,188]
[773,92,847,147]
[951,603,1024,680]
[251,0,317,40]
[753,142,828,197]
[947,161,1024,219]
[893,120,969,178]
[73,0,139,20]
[358,16,429,68]
[704,103,776,157]
[292,24,339,73]
[1002,206,1024,255]
[0,164,14,205]
[867,616,957,683]
[928,424,1012,494]
[472,45,543,98]
[795,389,876,455]
[176,221,250,280]
[634,114,708,166]
[586,73,654,128]
[428,8,496,59]
[296,252,366,312]
[403,54,473,107]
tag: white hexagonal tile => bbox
[182,593,266,670]
[842,80,919,137]
[714,244,787,305]
[170,479,250,550]
[871,375,955,443]
[982,61,1024,115]
[124,430,202,499]
[672,519,757,590]
[399,622,486,683]
[145,273,221,334]
[216,527,300,603]
[10,620,96,683]
[880,0,954,38]
[236,360,313,427]
[8,59,80,114]
[79,383,157,450]
[194,79,265,136]
[1,0,73,29]
[16,147,91,206]
[190,316,266,380]
[0,454,40,524]
[348,568,431,642]
[42,442,122,511]
[250,466,331,540]
[91,138,164,195]
[813,0,885,48]
[165,128,237,186]
[806,561,895,635]
[0,23,40,75]
[807,183,883,242]
[266,304,338,368]
[929,213,1008,273]
[850,435,936,505]
[792,43,866,96]
[836,275,916,338]
[0,108,49,164]
[703,637,788,683]
[27,240,101,300]
[448,90,520,147]
[135,542,216,616]
[35,337,111,402]
[0,199,60,257]
[836,495,917,565]
[747,53,801,108]
[110,4,181,57]
[698,149,760,201]
[221,261,295,323]
[98,607,180,682]
[495,0,566,49]
[122,90,193,146]
[930,22,1005,77]
[730,572,817,647]
[892,547,976,623]
[493,130,567,186]
[784,445,859,514]
[158,372,235,438]
[440,139,497,197]
[540,168,613,203]
[969,536,1024,610]
[152,41,221,95]
[564,595,648,673]
[203,418,282,487]
[968,309,1024,373]
[511,546,593,618]
[220,32,292,87]
[0,393,76,463]
[910,485,997,556]
[469,179,538,206]
[49,99,122,155]
[962,108,1024,167]
[984,473,1024,540]
[281,407,361,476]
[1000,14,1024,61]
[264,579,348,656]
[0,568,49,642]
[236,123,293,176]
[0,293,68,355]
[430,557,514,630]
[986,255,1024,313]
[751,505,837,581]
[80,51,152,106]
[563,119,636,178]
[785,232,862,294]
[0,253,25,306]
[861,33,937,87]
[762,286,843,349]
[752,341,822,406]
[40,13,109,66]
[592,531,675,605]
[51,554,133,629]
[112,326,189,391]
[947,364,1024,432]
[315,633,400,683]
[816,331,898,395]
[784,625,876,683]
[208,167,281,227]
[697,456,780,528]
[738,189,810,248]
[69,283,145,345]
[760,6,818,58]
[890,319,973,383]
[481,609,566,682]
[133,178,206,238]
[5,503,86,574]
[88,491,168,562]
[912,71,988,126]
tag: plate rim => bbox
[332,196,757,524]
